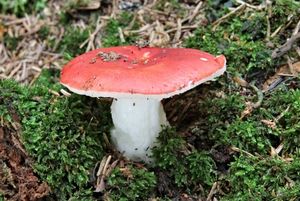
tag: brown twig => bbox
[206,182,218,201]
[187,1,203,23]
[212,4,246,30]
[80,17,105,52]
[271,33,300,58]
[235,0,266,10]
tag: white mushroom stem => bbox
[110,98,168,163]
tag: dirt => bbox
[0,108,50,201]
[154,169,181,198]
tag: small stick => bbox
[105,160,119,177]
[249,82,263,109]
[265,0,272,41]
[118,27,125,43]
[166,25,198,34]
[293,19,300,36]
[212,4,246,29]
[52,27,65,52]
[48,89,60,96]
[188,1,203,23]
[60,89,71,97]
[270,16,294,38]
[231,146,255,157]
[274,105,290,123]
[101,155,112,176]
[173,18,182,42]
[206,182,218,201]
[271,33,300,58]
[8,62,22,78]
[236,0,266,10]
[96,156,107,177]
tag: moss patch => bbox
[0,74,112,200]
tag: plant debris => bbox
[0,109,50,200]
[97,51,122,62]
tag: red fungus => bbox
[60,46,226,163]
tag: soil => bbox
[0,107,50,201]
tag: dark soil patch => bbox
[0,109,50,201]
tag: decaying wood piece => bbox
[0,106,50,201]
[272,33,300,59]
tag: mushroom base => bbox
[110,98,168,163]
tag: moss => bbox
[64,0,91,11]
[222,154,300,200]
[205,0,232,22]
[37,26,50,41]
[217,120,272,153]
[260,88,300,154]
[33,68,61,90]
[184,19,273,75]
[102,12,138,47]
[59,11,73,25]
[0,75,112,200]
[153,127,217,193]
[57,26,90,57]
[271,0,300,33]
[3,35,21,51]
[0,0,46,16]
[107,166,157,201]
[185,1,300,75]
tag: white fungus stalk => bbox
[110,98,168,163]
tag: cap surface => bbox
[60,46,226,99]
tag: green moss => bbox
[217,120,271,153]
[261,88,300,154]
[64,0,91,10]
[107,166,157,201]
[155,0,181,10]
[204,0,233,22]
[57,26,90,57]
[59,11,73,25]
[3,35,21,51]
[222,154,300,200]
[184,1,300,75]
[102,13,138,47]
[37,25,50,41]
[153,127,216,191]
[0,76,112,200]
[33,68,61,90]
[271,0,300,33]
[0,0,46,16]
[184,20,272,75]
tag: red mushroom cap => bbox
[60,46,226,99]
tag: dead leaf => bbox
[270,143,284,157]
[263,61,300,91]
[0,24,5,40]
[293,61,300,73]
[94,177,105,192]
[120,167,133,179]
[78,0,101,10]
[232,76,248,87]
[261,119,276,129]
[0,127,4,139]
[240,102,253,119]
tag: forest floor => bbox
[1,0,300,200]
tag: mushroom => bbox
[60,46,226,163]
